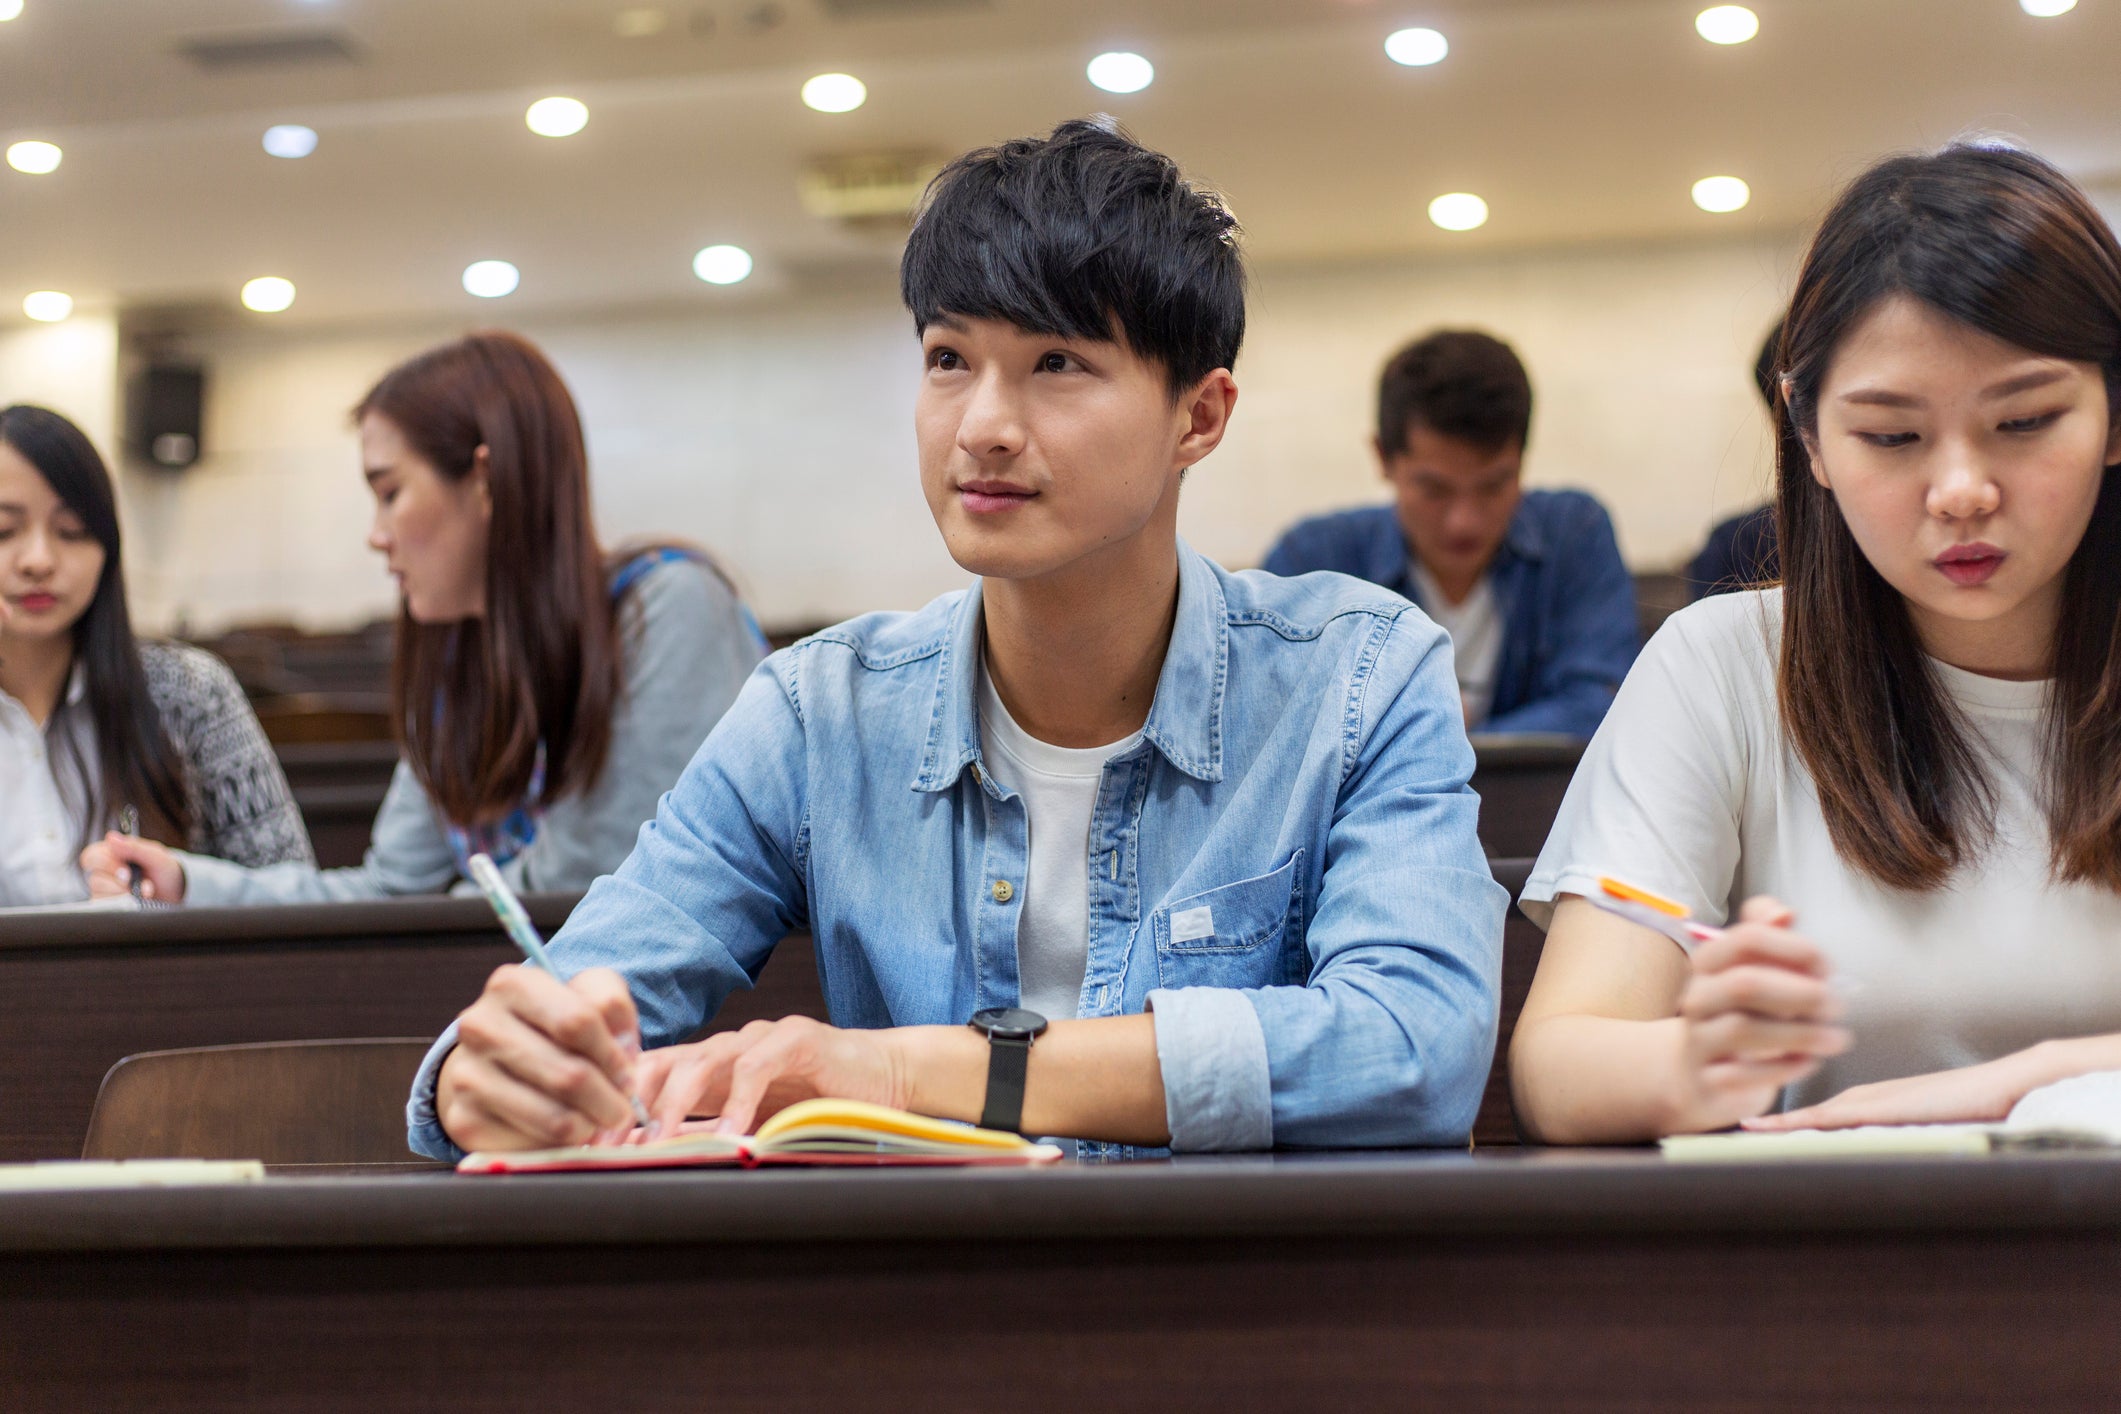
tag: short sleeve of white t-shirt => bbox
[1523,588,2121,1109]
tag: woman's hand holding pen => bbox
[1670,896,1851,1133]
[81,832,186,901]
[437,965,648,1151]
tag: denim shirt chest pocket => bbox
[1151,849,1307,991]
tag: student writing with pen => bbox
[408,121,1504,1158]
[1510,144,2121,1143]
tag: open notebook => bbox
[458,1097,1065,1174]
[1661,1068,2121,1161]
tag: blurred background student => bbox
[83,332,765,904]
[1262,330,1638,737]
[0,404,311,908]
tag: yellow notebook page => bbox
[754,1098,1036,1151]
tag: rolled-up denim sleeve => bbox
[407,1020,466,1161]
[403,658,815,1159]
[1245,609,1506,1148]
[1145,987,1274,1151]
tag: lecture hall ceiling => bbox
[1,0,2117,324]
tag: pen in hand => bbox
[463,852,656,1137]
[119,806,145,900]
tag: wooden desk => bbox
[1,1150,2115,1410]
[0,897,822,1163]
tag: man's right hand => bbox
[436,965,646,1152]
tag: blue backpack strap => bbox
[608,545,702,601]
[610,546,771,658]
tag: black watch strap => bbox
[978,1035,1033,1133]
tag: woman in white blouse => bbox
[1511,142,2121,1143]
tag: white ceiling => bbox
[2,0,2118,326]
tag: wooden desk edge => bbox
[4,1151,2118,1254]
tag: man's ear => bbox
[1173,370,1239,475]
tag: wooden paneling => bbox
[0,897,829,1162]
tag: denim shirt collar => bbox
[911,540,1228,793]
[1364,498,1548,595]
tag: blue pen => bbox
[465,852,654,1133]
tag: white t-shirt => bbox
[977,665,1144,1022]
[1411,563,1503,726]
[1523,589,2121,1110]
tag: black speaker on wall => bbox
[125,363,206,470]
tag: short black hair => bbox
[1376,329,1532,457]
[901,118,1245,395]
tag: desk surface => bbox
[8,1151,2118,1411]
[6,1146,2119,1254]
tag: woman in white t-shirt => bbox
[1511,142,2121,1143]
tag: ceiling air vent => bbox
[817,0,990,18]
[176,30,362,72]
[799,151,948,228]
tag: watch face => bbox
[970,1006,1048,1039]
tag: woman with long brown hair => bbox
[84,331,765,903]
[1509,142,2121,1142]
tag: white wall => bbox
[107,231,1800,636]
[0,314,120,457]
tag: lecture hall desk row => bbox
[2,1150,2117,1409]
[272,737,1590,869]
[0,860,1545,1162]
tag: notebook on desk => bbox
[1661,1069,2121,1162]
[458,1097,1065,1174]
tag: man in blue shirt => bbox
[1263,331,1638,738]
[410,121,1503,1160]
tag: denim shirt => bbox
[1262,491,1639,738]
[408,543,1505,1160]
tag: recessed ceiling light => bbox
[241,276,296,313]
[1695,5,1759,44]
[526,97,589,138]
[1384,27,1448,67]
[693,244,753,285]
[6,141,61,175]
[0,1,23,23]
[262,125,318,159]
[462,260,520,299]
[1087,51,1154,94]
[1428,192,1489,232]
[2021,0,2077,14]
[22,291,71,323]
[1692,175,1751,213]
[614,6,667,37]
[801,73,867,113]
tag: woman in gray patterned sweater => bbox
[0,405,311,908]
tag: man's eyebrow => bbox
[362,466,391,484]
[925,313,970,334]
[0,501,25,514]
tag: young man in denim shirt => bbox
[410,121,1504,1160]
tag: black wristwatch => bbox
[968,1006,1047,1134]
